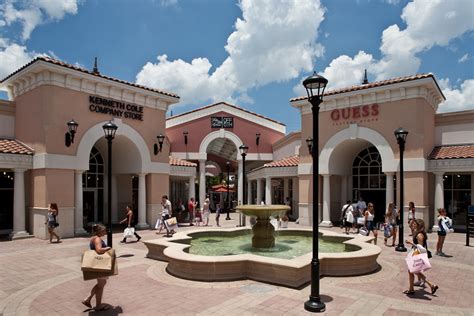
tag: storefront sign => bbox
[211,116,233,128]
[89,96,144,121]
[330,104,379,123]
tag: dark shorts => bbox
[344,220,352,228]
[367,221,376,231]
[437,231,446,236]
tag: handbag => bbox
[359,227,369,236]
[81,249,115,272]
[164,217,178,231]
[123,227,135,238]
[405,252,431,273]
[357,217,365,225]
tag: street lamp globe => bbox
[102,120,118,140]
[303,72,328,103]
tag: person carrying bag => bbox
[120,206,141,243]
[81,224,117,311]
[403,219,438,296]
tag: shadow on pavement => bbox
[87,304,123,315]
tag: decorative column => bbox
[265,176,272,205]
[385,172,395,207]
[321,174,332,227]
[111,174,118,223]
[189,175,196,200]
[247,180,252,204]
[340,175,348,205]
[238,160,243,204]
[10,169,30,239]
[199,159,206,208]
[433,172,444,231]
[136,173,149,229]
[283,178,289,202]
[257,178,263,204]
[74,170,87,236]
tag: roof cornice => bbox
[291,74,445,114]
[166,101,286,134]
[1,57,180,111]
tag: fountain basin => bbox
[144,228,381,288]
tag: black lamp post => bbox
[103,120,118,247]
[395,127,408,252]
[65,119,79,147]
[239,144,249,226]
[225,161,231,220]
[303,71,328,313]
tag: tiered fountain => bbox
[143,205,381,288]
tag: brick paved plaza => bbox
[0,218,473,316]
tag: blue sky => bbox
[1,0,473,133]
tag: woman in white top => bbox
[364,202,378,244]
[203,198,211,226]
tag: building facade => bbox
[1,58,472,240]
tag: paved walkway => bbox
[1,217,473,315]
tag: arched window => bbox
[352,146,385,192]
[83,147,104,189]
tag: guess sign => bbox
[330,104,379,121]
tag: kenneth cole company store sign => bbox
[89,96,144,121]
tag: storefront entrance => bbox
[352,146,388,223]
[444,174,471,231]
[0,171,13,233]
[82,147,105,229]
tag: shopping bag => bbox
[83,256,118,280]
[384,224,392,238]
[123,227,135,238]
[357,217,365,225]
[405,252,431,273]
[359,227,369,236]
[346,211,354,224]
[164,217,178,231]
[441,217,454,233]
[154,218,162,230]
[81,249,115,272]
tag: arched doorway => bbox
[83,146,105,227]
[352,146,388,222]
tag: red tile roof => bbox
[290,73,445,102]
[428,145,474,160]
[1,56,180,99]
[0,139,34,155]
[169,156,197,167]
[264,155,299,168]
[166,101,285,126]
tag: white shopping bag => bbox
[154,218,162,230]
[123,227,135,238]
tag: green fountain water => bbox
[187,232,352,259]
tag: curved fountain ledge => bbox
[143,228,381,288]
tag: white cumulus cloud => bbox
[311,0,474,93]
[438,78,474,112]
[0,0,79,40]
[136,0,326,106]
[0,40,37,81]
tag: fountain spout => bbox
[236,204,290,248]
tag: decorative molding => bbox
[170,165,196,177]
[428,159,474,173]
[294,77,443,115]
[3,61,178,110]
[247,166,297,180]
[166,102,286,133]
[0,153,33,169]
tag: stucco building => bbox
[0,58,472,239]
